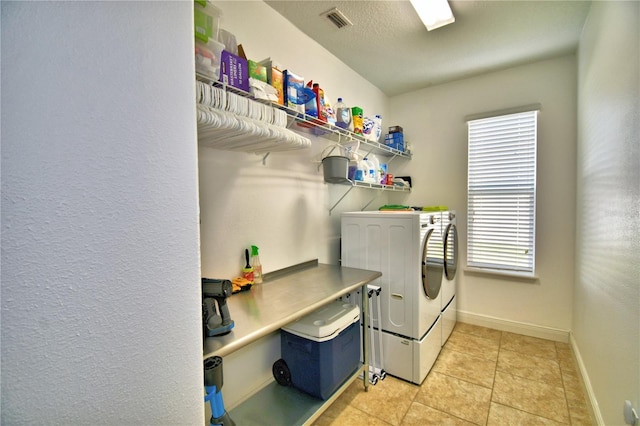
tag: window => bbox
[467,110,538,274]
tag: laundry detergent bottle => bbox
[355,159,367,181]
[374,115,383,142]
[335,98,352,130]
[351,106,364,135]
[312,82,327,122]
[363,157,375,183]
[370,155,381,184]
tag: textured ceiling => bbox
[265,0,592,96]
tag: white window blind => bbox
[467,110,538,273]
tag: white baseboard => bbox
[457,310,570,343]
[569,332,605,426]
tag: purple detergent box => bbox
[220,50,249,92]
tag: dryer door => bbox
[444,223,458,280]
[421,227,443,299]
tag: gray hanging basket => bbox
[322,155,350,183]
[321,144,350,184]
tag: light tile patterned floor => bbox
[313,323,594,425]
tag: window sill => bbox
[464,267,539,282]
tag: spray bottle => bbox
[251,245,263,284]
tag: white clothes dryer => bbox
[341,211,443,384]
[440,210,458,346]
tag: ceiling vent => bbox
[321,8,353,29]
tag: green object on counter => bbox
[422,206,448,211]
[378,205,412,211]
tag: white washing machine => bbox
[440,210,458,345]
[341,211,443,384]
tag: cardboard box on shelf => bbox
[259,57,284,105]
[384,132,405,152]
[283,70,304,114]
[220,50,249,92]
[248,60,267,83]
[271,68,284,105]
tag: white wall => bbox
[1,2,203,424]
[199,1,395,409]
[574,1,640,424]
[199,1,393,283]
[388,56,577,334]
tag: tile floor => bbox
[313,322,594,425]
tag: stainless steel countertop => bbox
[203,262,381,359]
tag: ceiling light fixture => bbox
[410,0,455,31]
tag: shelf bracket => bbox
[329,184,355,215]
[262,152,270,165]
[361,145,375,159]
[386,153,399,164]
[361,189,384,211]
[285,113,297,129]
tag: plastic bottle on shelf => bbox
[303,83,318,118]
[369,155,381,184]
[251,245,263,284]
[325,97,336,126]
[373,115,383,142]
[363,157,375,183]
[312,83,327,122]
[362,158,370,182]
[335,98,352,130]
[356,159,367,182]
[363,117,375,141]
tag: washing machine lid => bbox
[421,226,443,299]
[444,223,458,280]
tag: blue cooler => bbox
[280,301,361,400]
